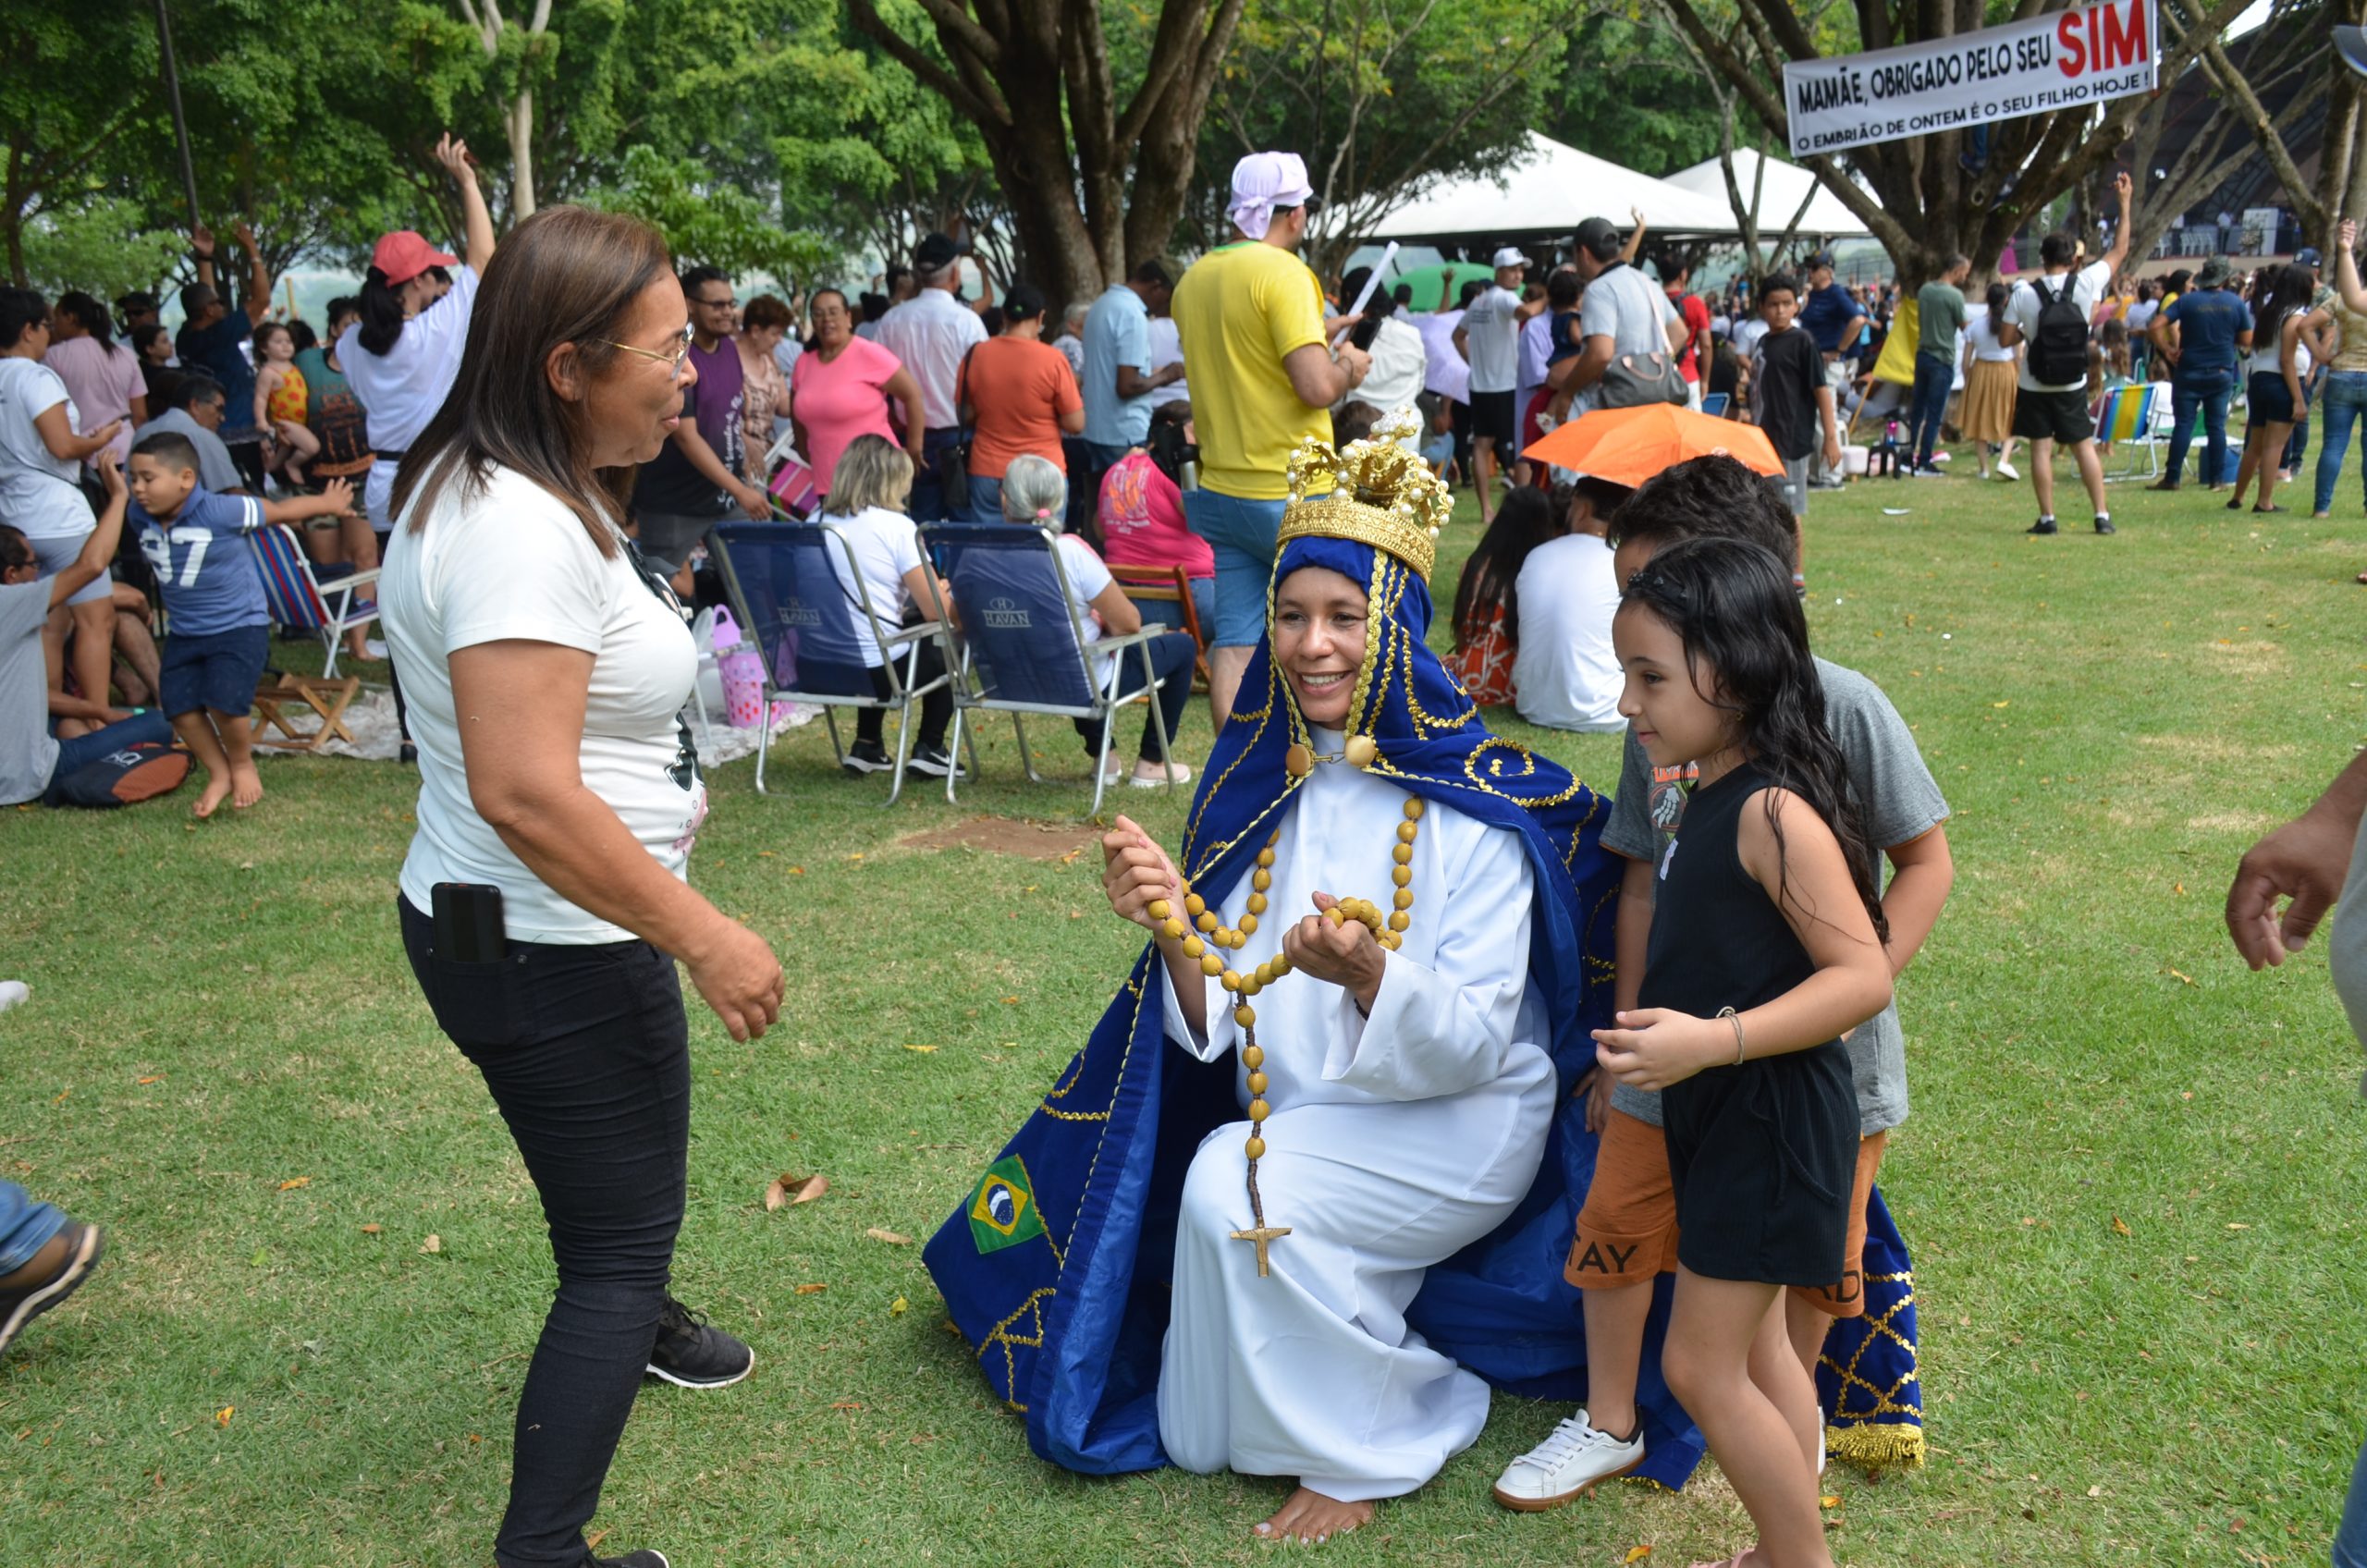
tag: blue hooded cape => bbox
[923,535,1922,1488]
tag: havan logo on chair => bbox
[980,596,1031,630]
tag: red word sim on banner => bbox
[2056,0,2148,78]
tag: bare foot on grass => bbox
[229,762,264,810]
[1253,1487,1373,1545]
[194,774,230,818]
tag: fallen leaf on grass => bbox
[1991,701,2010,709]
[866,1228,912,1245]
[2167,968,2199,987]
[2088,1485,2103,1498]
[52,1088,67,1105]
[788,865,805,875]
[2173,882,2185,896]
[765,1173,828,1210]
[890,1296,909,1316]
[420,1234,442,1255]
[1000,996,1019,1005]
[360,1224,382,1234]
[2110,1215,2131,1237]
[1820,1495,1840,1509]
[250,1246,268,1267]
[214,1406,234,1427]
[137,1075,163,1085]
[276,1176,312,1192]
[2226,1222,2250,1231]
[1624,1548,1653,1564]
[901,1043,938,1054]
[830,1400,863,1411]
[585,1530,609,1552]
[796,1283,828,1295]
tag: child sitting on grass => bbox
[127,430,351,817]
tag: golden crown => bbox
[1278,408,1454,582]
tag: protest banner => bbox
[1784,0,2158,159]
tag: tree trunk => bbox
[849,0,1246,304]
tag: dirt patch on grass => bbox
[898,816,1099,863]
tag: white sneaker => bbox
[1491,1409,1645,1511]
[1128,761,1193,789]
[1995,459,2019,481]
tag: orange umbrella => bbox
[1522,403,1782,487]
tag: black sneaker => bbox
[2027,518,2059,535]
[594,1552,670,1568]
[2093,516,2116,535]
[0,1223,104,1356]
[2145,477,2180,492]
[840,740,894,776]
[645,1296,754,1390]
[902,741,968,780]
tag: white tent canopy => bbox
[1366,130,1740,245]
[1662,149,1877,239]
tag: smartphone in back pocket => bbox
[430,882,508,963]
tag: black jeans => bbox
[855,637,952,751]
[1073,629,1197,763]
[399,898,691,1568]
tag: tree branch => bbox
[847,0,1008,128]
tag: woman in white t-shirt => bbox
[0,288,124,717]
[377,205,781,1568]
[1000,454,1196,790]
[341,134,497,532]
[815,434,961,778]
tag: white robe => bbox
[1155,741,1556,1501]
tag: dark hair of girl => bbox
[1450,485,1559,653]
[253,320,293,356]
[356,266,409,357]
[1001,283,1045,324]
[1983,279,2011,316]
[55,291,115,349]
[394,205,675,559]
[288,320,318,354]
[2252,263,2318,353]
[1147,399,1194,484]
[1617,535,1888,943]
[0,288,48,350]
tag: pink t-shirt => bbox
[791,335,903,495]
[1098,452,1212,579]
[43,337,145,468]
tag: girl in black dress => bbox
[1595,536,1895,1568]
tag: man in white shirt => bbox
[1081,259,1184,471]
[1454,247,1546,524]
[2000,170,2133,535]
[1512,482,1628,733]
[1552,216,1685,423]
[874,233,987,521]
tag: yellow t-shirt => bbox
[1171,242,1329,499]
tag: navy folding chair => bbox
[917,522,1178,816]
[708,521,966,803]
[1699,391,1731,418]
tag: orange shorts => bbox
[1567,1108,1680,1289]
[1568,1109,1888,1320]
[1792,1129,1888,1320]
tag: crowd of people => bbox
[6,121,2367,1568]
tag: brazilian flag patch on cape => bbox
[967,1156,1047,1255]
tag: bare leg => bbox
[1256,1487,1375,1545]
[1475,438,1499,524]
[336,518,383,662]
[216,711,264,809]
[2255,423,2294,508]
[2071,438,2108,518]
[41,603,67,694]
[68,597,116,709]
[174,712,234,818]
[1662,1268,1833,1568]
[1998,435,2018,471]
[2029,436,2058,517]
[112,606,161,703]
[2230,429,2263,508]
[1784,1291,1833,1393]
[1208,645,1254,731]
[1578,1278,1656,1441]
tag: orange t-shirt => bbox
[961,336,1082,480]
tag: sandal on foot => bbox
[2252,504,2285,514]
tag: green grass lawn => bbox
[5,451,2365,1566]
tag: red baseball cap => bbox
[371,229,460,287]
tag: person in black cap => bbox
[875,234,989,521]
[2146,254,2251,492]
[1549,214,1681,424]
[1795,253,1865,487]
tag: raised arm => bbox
[2100,171,2135,279]
[435,134,497,275]
[2336,221,2367,315]
[232,222,271,327]
[45,452,127,611]
[1622,207,1648,264]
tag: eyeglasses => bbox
[598,325,695,374]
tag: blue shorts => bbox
[161,624,269,718]
[1183,488,1286,649]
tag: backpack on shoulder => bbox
[2027,276,2091,386]
[52,741,191,808]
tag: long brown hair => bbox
[394,205,674,558]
